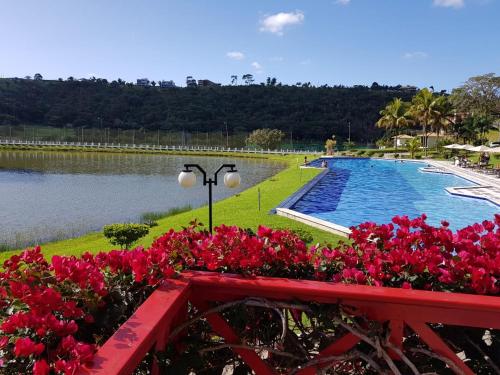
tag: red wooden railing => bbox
[78,271,500,375]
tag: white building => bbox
[392,134,414,148]
[136,78,150,86]
[159,80,176,88]
[186,76,197,87]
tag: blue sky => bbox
[0,0,498,91]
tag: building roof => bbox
[392,134,414,139]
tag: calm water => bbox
[0,151,285,248]
[292,158,499,230]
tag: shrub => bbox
[0,215,499,374]
[365,150,376,157]
[245,128,285,150]
[102,223,150,249]
[355,150,365,156]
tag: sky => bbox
[0,0,498,91]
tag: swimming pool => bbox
[291,158,499,231]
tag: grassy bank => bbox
[0,150,343,263]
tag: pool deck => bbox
[424,160,500,206]
[275,157,499,238]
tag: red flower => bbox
[0,336,8,349]
[14,337,45,357]
[33,359,50,375]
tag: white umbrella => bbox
[470,145,494,152]
[461,144,476,150]
[444,144,462,149]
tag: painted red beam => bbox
[184,271,500,329]
[80,272,500,374]
[78,279,190,375]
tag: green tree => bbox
[103,223,150,249]
[33,73,43,81]
[245,128,285,150]
[451,73,500,117]
[376,98,411,148]
[452,114,494,144]
[430,96,455,150]
[472,114,494,142]
[407,88,441,156]
[406,137,421,158]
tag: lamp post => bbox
[348,121,351,145]
[178,164,241,233]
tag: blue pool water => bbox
[292,158,499,230]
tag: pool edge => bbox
[274,157,498,236]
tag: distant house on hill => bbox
[159,80,176,88]
[136,78,150,86]
[186,76,197,87]
[197,79,221,87]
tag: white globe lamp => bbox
[178,171,197,188]
[224,171,241,188]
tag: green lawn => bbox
[0,152,344,263]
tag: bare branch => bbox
[198,343,302,360]
[465,335,500,375]
[409,348,466,375]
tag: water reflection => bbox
[0,151,285,248]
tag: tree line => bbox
[376,73,500,151]
[0,77,419,143]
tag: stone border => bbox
[276,208,351,237]
[273,163,351,237]
[270,167,329,213]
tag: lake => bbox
[0,151,285,248]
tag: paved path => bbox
[425,160,500,206]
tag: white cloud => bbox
[433,0,465,8]
[403,51,429,59]
[300,59,311,65]
[259,11,304,35]
[251,61,263,70]
[269,56,284,62]
[226,51,245,60]
[335,0,351,5]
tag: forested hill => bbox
[0,78,417,142]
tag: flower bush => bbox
[0,215,498,373]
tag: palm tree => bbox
[376,98,411,149]
[406,137,421,159]
[407,88,441,156]
[431,96,455,150]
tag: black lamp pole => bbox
[181,163,237,233]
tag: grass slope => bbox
[0,152,343,262]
